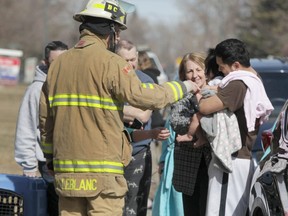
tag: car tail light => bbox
[261,130,273,151]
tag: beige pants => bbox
[55,174,128,216]
[59,194,125,216]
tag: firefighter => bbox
[39,0,199,215]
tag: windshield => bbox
[261,73,288,119]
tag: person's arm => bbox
[123,105,152,123]
[39,81,54,173]
[198,94,225,115]
[199,80,249,115]
[131,127,170,142]
[14,84,40,177]
[176,112,201,142]
[108,59,200,111]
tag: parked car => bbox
[249,99,288,216]
[246,58,288,215]
[0,173,47,215]
[251,58,288,163]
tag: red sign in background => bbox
[0,56,21,85]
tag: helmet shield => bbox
[118,0,135,13]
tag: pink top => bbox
[219,70,274,132]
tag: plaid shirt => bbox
[170,93,211,195]
[173,141,211,196]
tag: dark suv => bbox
[251,58,288,163]
[249,58,288,216]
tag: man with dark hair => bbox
[15,40,68,215]
[39,0,199,215]
[199,38,273,215]
[43,41,68,67]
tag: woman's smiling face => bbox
[185,60,207,89]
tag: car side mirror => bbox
[261,130,273,151]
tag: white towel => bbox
[219,70,274,132]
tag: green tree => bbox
[238,0,288,57]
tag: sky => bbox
[124,0,181,24]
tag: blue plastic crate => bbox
[0,174,47,216]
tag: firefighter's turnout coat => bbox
[39,30,189,197]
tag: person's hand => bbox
[23,170,37,178]
[152,127,170,140]
[183,80,200,94]
[46,159,55,177]
[176,134,193,143]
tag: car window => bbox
[260,73,288,119]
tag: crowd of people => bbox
[13,0,274,215]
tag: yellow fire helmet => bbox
[73,0,135,30]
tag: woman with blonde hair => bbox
[172,52,211,216]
